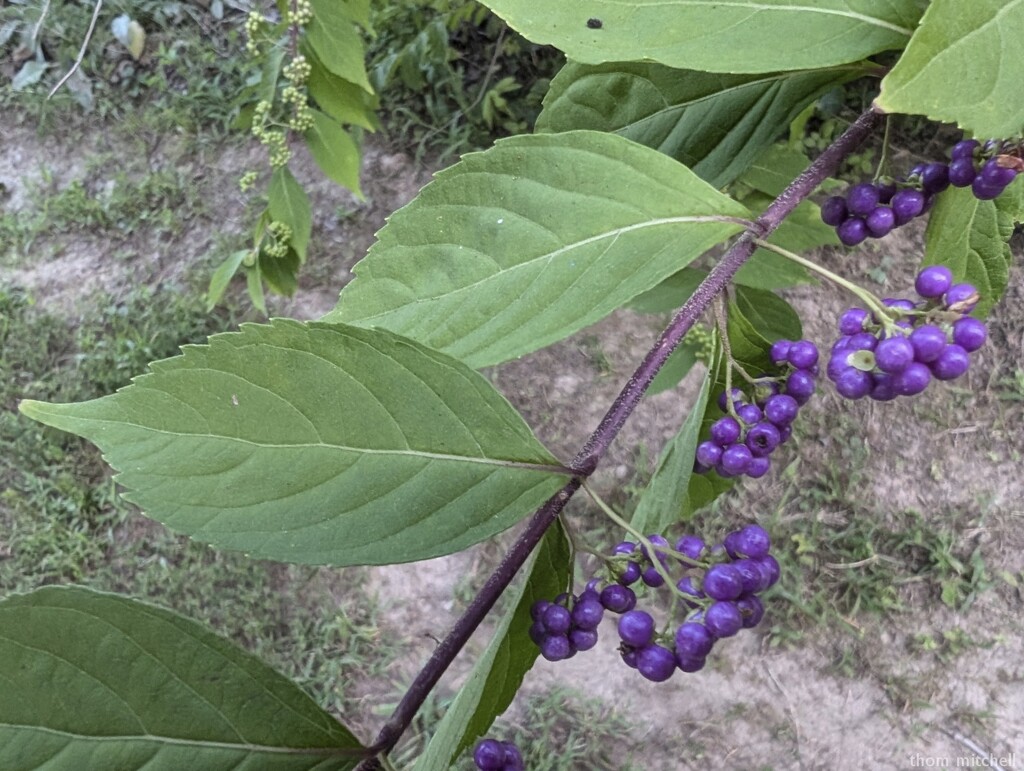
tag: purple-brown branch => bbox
[355,107,882,769]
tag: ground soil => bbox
[2,120,1022,771]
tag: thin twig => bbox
[48,0,103,99]
[30,0,52,49]
[353,107,882,770]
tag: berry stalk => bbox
[354,107,881,770]
[751,238,894,328]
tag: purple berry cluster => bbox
[528,582,606,662]
[694,340,819,479]
[530,525,779,682]
[821,140,1021,246]
[474,739,523,770]
[827,265,987,401]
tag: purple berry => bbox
[735,524,771,559]
[540,634,572,661]
[849,332,879,351]
[676,576,705,607]
[951,139,979,161]
[909,324,948,363]
[769,339,792,365]
[893,362,931,396]
[834,368,872,399]
[820,196,848,226]
[502,743,524,771]
[529,621,546,646]
[710,416,741,445]
[921,162,950,194]
[847,182,880,216]
[618,610,655,647]
[675,535,705,561]
[865,206,895,237]
[931,344,970,380]
[569,628,599,652]
[869,372,897,402]
[475,739,507,770]
[542,604,571,635]
[530,600,550,622]
[642,534,671,564]
[736,403,763,425]
[703,564,743,601]
[736,595,765,628]
[874,336,915,374]
[612,541,636,556]
[972,176,1005,200]
[675,622,714,658]
[945,283,979,312]
[837,217,868,246]
[952,317,987,352]
[786,340,819,369]
[642,565,665,588]
[884,298,917,312]
[746,422,781,458]
[705,601,743,638]
[746,456,771,479]
[785,370,816,401]
[915,265,953,298]
[637,643,677,682]
[600,584,636,613]
[717,387,745,412]
[619,561,641,585]
[891,189,926,225]
[839,308,869,335]
[572,599,604,630]
[676,653,706,673]
[948,157,977,187]
[763,394,799,426]
[695,441,723,468]
[719,443,753,476]
[754,554,781,587]
[876,179,897,203]
[732,559,767,594]
[979,157,1018,188]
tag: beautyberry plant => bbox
[5,1,1024,770]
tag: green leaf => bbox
[538,62,870,187]
[734,243,816,291]
[923,184,1018,316]
[19,321,571,566]
[206,249,249,311]
[304,110,363,197]
[325,131,748,368]
[414,522,571,770]
[734,285,803,343]
[12,60,49,91]
[259,245,301,296]
[648,343,699,395]
[307,0,372,93]
[0,586,366,770]
[727,299,774,374]
[269,167,313,262]
[306,47,379,131]
[246,264,268,315]
[876,0,1024,138]
[628,267,705,315]
[632,368,712,532]
[477,0,921,73]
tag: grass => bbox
[0,155,207,265]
